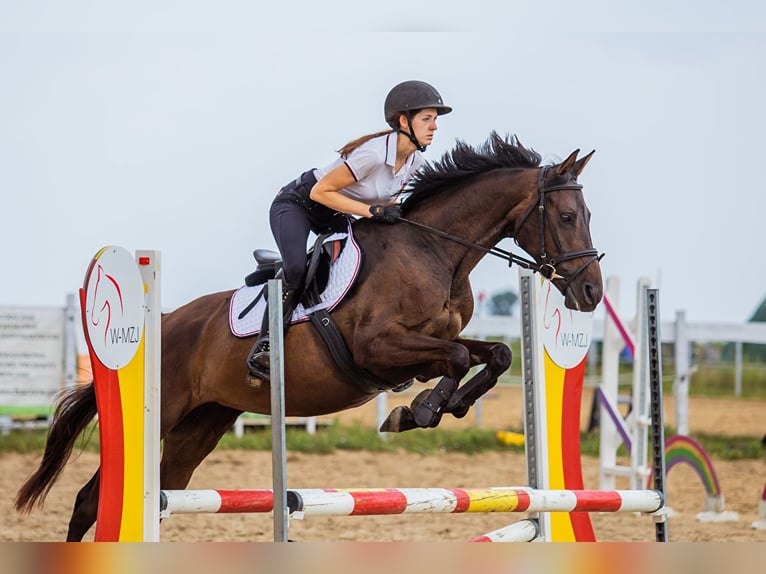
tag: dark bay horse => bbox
[15,133,603,540]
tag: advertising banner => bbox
[0,307,65,409]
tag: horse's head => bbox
[511,150,603,312]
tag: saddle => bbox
[237,237,341,322]
[244,240,339,292]
[233,228,411,394]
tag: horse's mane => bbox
[401,132,542,213]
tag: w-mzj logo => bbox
[539,278,594,368]
[84,247,145,370]
[90,265,139,345]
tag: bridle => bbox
[397,165,604,293]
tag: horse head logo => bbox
[83,246,145,370]
[540,278,594,368]
[89,264,125,346]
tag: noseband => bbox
[397,165,604,293]
[512,165,604,292]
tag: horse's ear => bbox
[572,150,595,177]
[556,149,580,176]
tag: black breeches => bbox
[269,170,349,290]
[269,200,314,289]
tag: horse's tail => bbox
[14,382,97,514]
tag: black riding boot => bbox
[246,285,297,380]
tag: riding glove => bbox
[369,204,402,223]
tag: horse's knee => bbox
[446,344,472,379]
[490,343,512,371]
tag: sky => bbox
[1,1,765,324]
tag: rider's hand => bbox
[369,204,402,223]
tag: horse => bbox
[15,132,604,541]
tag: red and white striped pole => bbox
[160,487,663,517]
[471,520,539,542]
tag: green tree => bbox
[744,296,766,361]
[750,298,766,322]
[722,295,766,362]
[487,290,518,316]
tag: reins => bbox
[397,216,540,271]
[397,165,604,290]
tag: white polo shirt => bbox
[313,132,424,204]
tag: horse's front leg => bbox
[355,331,473,432]
[444,338,512,419]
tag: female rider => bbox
[247,80,452,378]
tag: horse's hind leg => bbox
[65,404,241,541]
[445,339,511,418]
[66,470,100,541]
[159,403,243,490]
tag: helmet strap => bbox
[401,112,427,152]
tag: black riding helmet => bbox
[384,80,452,151]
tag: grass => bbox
[2,339,763,460]
[3,420,762,462]
[209,422,514,455]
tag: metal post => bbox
[268,279,289,542]
[646,289,668,542]
[519,269,546,540]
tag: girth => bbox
[301,234,392,395]
[245,231,394,394]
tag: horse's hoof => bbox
[450,405,470,419]
[379,406,419,433]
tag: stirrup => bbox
[247,337,271,379]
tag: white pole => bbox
[376,393,388,439]
[137,250,161,542]
[473,292,487,428]
[734,341,743,398]
[629,278,651,491]
[599,277,621,490]
[63,294,77,393]
[674,311,690,436]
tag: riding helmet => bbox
[384,80,452,128]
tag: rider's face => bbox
[401,108,438,146]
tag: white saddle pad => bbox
[229,230,361,338]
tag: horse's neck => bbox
[409,171,534,278]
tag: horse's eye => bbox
[561,212,574,223]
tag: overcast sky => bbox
[1,1,764,324]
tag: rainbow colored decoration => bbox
[602,293,635,358]
[647,435,720,496]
